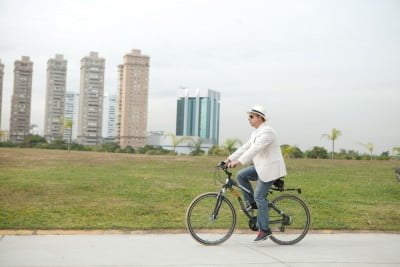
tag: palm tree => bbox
[188,138,204,156]
[358,142,374,160]
[321,128,342,159]
[224,138,242,154]
[166,133,192,154]
[281,145,296,159]
[64,119,73,151]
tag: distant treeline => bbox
[0,134,397,160]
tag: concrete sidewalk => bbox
[0,233,399,266]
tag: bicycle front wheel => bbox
[269,194,311,245]
[186,192,236,245]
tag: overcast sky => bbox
[1,0,399,154]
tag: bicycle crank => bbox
[248,217,258,231]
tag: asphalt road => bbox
[1,233,399,266]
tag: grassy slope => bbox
[0,148,399,230]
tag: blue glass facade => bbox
[176,99,184,136]
[187,98,196,136]
[199,97,210,139]
[175,89,220,144]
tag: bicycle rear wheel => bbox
[269,194,311,245]
[186,192,236,245]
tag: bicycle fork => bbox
[210,191,225,221]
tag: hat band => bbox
[251,109,265,117]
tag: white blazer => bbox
[228,123,287,182]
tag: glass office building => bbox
[176,88,220,144]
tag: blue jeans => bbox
[237,166,274,232]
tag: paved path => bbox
[0,233,399,266]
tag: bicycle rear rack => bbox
[270,187,302,194]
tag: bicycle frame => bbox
[214,164,301,227]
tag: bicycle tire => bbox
[186,192,236,245]
[269,194,311,245]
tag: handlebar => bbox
[216,161,232,176]
[217,161,227,168]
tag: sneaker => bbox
[253,229,272,242]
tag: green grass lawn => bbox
[0,148,399,231]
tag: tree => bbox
[101,142,120,152]
[306,146,329,159]
[381,151,389,157]
[23,134,47,147]
[166,133,192,154]
[124,146,135,154]
[50,139,67,150]
[292,146,304,158]
[378,151,390,160]
[321,128,342,159]
[223,138,242,154]
[281,144,304,158]
[64,119,73,151]
[358,142,374,160]
[188,138,205,156]
[281,145,296,159]
[348,150,360,160]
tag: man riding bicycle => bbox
[224,105,287,242]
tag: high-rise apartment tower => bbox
[117,49,150,148]
[10,56,33,143]
[44,54,67,141]
[77,52,105,146]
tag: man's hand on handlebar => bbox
[223,158,231,165]
[227,160,241,168]
[219,159,241,168]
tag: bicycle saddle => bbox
[273,178,285,190]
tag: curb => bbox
[1,229,399,236]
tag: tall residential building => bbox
[63,91,80,142]
[77,52,105,146]
[176,88,220,144]
[9,56,33,143]
[44,54,67,141]
[117,49,150,148]
[0,59,4,129]
[116,65,123,141]
[102,94,118,139]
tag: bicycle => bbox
[186,162,311,245]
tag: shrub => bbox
[306,146,329,159]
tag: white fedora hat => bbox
[247,105,266,119]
